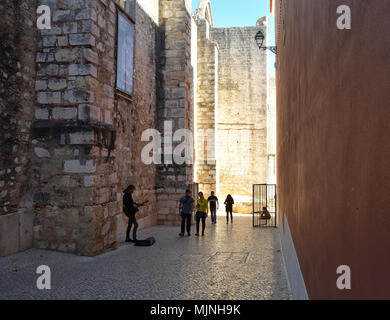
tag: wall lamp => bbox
[255,30,277,54]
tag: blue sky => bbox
[191,0,276,77]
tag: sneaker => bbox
[125,238,131,243]
[179,233,184,237]
[195,234,199,237]
[188,233,191,237]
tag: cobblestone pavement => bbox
[0,215,291,300]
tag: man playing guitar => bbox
[123,185,149,243]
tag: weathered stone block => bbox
[19,211,34,251]
[84,175,93,187]
[55,49,77,63]
[34,147,51,158]
[64,89,94,104]
[72,188,93,206]
[36,52,47,62]
[75,8,91,20]
[172,87,186,99]
[37,92,62,104]
[52,107,77,120]
[0,213,20,257]
[57,35,69,46]
[40,26,62,36]
[48,79,67,90]
[69,33,95,46]
[78,104,101,121]
[64,160,96,173]
[83,48,99,64]
[35,107,49,120]
[53,10,73,22]
[42,36,57,47]
[63,22,78,34]
[35,80,48,91]
[69,131,94,145]
[68,64,97,77]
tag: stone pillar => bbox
[32,0,118,256]
[0,0,36,256]
[194,16,218,197]
[156,0,194,225]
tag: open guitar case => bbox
[134,237,156,247]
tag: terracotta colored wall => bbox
[276,0,390,299]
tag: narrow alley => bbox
[0,215,290,300]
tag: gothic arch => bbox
[195,0,214,26]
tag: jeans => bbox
[181,213,192,235]
[196,212,207,235]
[126,214,138,240]
[226,209,233,223]
[210,207,217,223]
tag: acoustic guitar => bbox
[124,200,149,217]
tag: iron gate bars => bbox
[253,184,277,228]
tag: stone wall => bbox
[115,1,159,234]
[0,0,196,257]
[211,19,269,213]
[0,0,273,257]
[156,0,194,225]
[31,0,160,256]
[32,0,118,256]
[0,0,36,257]
[194,14,218,197]
[192,2,272,213]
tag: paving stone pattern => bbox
[0,215,291,300]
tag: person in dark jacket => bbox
[224,194,235,224]
[178,189,195,237]
[123,185,140,243]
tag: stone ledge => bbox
[31,120,115,134]
[31,120,116,149]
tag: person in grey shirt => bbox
[178,189,195,237]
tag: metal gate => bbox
[253,184,277,228]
